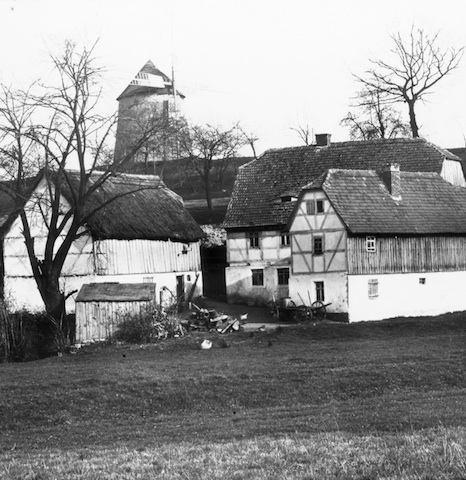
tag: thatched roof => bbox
[0,170,204,243]
[64,171,203,242]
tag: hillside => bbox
[123,157,253,225]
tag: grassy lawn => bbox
[1,313,466,479]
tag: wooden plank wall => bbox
[348,236,466,274]
[76,300,154,343]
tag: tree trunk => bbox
[407,101,419,138]
[204,162,213,211]
[39,270,66,322]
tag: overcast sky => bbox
[1,0,466,155]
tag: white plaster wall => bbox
[4,270,203,313]
[225,264,290,306]
[348,271,466,322]
[289,272,348,312]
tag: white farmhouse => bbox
[223,136,466,307]
[288,165,466,321]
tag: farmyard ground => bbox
[1,312,466,479]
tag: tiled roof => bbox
[223,138,462,230]
[307,169,466,235]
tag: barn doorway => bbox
[201,244,227,300]
[176,275,185,303]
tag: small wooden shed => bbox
[75,283,156,344]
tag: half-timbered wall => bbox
[347,236,466,274]
[287,191,348,312]
[289,191,347,275]
[227,230,291,265]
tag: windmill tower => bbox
[114,60,185,169]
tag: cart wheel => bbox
[295,305,313,323]
[264,301,280,322]
[311,301,326,320]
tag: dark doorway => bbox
[201,245,227,300]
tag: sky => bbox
[1,0,466,156]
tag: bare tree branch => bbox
[354,27,463,137]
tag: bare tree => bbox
[240,128,259,159]
[355,28,464,138]
[341,87,410,140]
[290,124,313,145]
[0,41,172,320]
[180,123,247,210]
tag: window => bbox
[281,233,290,247]
[313,236,323,255]
[306,199,325,215]
[368,279,379,298]
[306,200,315,215]
[249,232,260,248]
[366,236,376,253]
[252,269,264,286]
[316,199,325,214]
[419,277,426,285]
[277,268,289,285]
[315,281,325,302]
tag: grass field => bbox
[1,312,466,479]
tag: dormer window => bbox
[275,194,298,204]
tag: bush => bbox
[0,309,74,362]
[114,308,185,344]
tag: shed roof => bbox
[224,137,463,230]
[76,283,156,302]
[296,169,466,235]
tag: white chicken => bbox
[201,339,213,350]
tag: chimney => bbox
[315,133,331,147]
[382,163,401,200]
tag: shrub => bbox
[114,308,184,344]
[0,308,73,362]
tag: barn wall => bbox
[348,236,466,274]
[347,270,466,322]
[95,239,201,274]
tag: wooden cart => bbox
[264,297,330,322]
